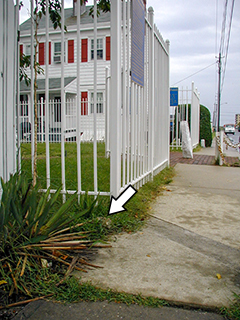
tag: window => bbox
[54,42,66,63]
[91,39,103,60]
[90,92,103,114]
[25,44,31,56]
[20,95,28,116]
[54,42,61,56]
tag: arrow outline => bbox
[108,185,137,215]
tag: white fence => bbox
[170,82,200,149]
[0,0,18,182]
[16,0,170,199]
[109,2,170,197]
[19,98,105,143]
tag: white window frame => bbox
[90,92,103,114]
[25,44,31,56]
[53,41,66,63]
[90,38,103,60]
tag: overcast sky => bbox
[20,0,240,125]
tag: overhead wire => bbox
[221,0,235,92]
[171,62,216,86]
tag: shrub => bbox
[200,105,212,147]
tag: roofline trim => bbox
[20,25,110,38]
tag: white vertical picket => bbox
[61,0,66,201]
[126,0,131,185]
[149,6,154,179]
[76,0,81,197]
[130,83,134,182]
[93,0,98,196]
[31,0,34,177]
[0,0,18,181]
[110,0,122,197]
[15,0,21,172]
[45,0,50,189]
[105,67,110,157]
[122,0,126,188]
[166,39,170,166]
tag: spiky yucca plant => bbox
[0,172,99,299]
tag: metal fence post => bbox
[61,0,66,202]
[105,67,110,158]
[45,0,50,189]
[110,0,121,197]
[148,6,154,179]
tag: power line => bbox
[221,0,235,92]
[171,62,216,86]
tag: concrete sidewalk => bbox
[13,146,240,320]
[195,136,240,158]
[76,164,240,308]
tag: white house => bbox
[19,2,111,141]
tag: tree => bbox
[199,105,212,147]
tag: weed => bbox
[220,293,240,320]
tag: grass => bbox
[220,293,240,320]
[20,142,175,236]
[1,142,175,311]
[54,277,169,307]
[0,270,167,308]
[170,144,202,153]
[21,142,110,192]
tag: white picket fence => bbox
[16,0,170,199]
[19,98,105,143]
[171,82,200,149]
[0,0,18,182]
[109,2,170,196]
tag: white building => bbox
[19,2,111,140]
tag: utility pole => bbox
[217,52,222,132]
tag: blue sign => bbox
[131,0,145,87]
[170,87,178,106]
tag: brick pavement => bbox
[170,152,240,167]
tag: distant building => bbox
[235,114,240,127]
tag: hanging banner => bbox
[131,0,145,87]
[170,87,178,106]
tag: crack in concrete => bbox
[148,215,240,272]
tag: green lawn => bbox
[21,142,110,192]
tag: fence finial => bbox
[148,6,154,13]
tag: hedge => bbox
[199,104,212,147]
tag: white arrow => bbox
[108,185,137,215]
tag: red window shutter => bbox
[49,42,51,65]
[68,40,74,63]
[39,42,45,65]
[20,44,23,56]
[81,92,88,115]
[81,39,88,63]
[106,36,111,61]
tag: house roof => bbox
[20,77,76,93]
[20,6,111,32]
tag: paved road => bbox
[13,299,225,320]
